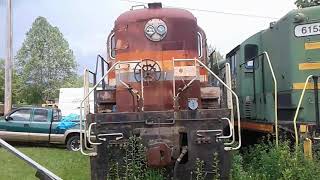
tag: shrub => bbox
[231,138,320,180]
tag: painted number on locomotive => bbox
[295,22,320,37]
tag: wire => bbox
[120,0,279,20]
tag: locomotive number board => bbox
[295,22,320,37]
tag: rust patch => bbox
[147,142,172,167]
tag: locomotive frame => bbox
[78,3,242,179]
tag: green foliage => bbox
[107,136,165,180]
[123,136,147,180]
[212,152,220,180]
[295,0,320,8]
[231,138,320,180]
[194,158,205,180]
[15,16,78,104]
[0,58,24,104]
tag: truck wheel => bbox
[66,135,80,152]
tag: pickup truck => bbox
[0,107,82,151]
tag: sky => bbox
[0,0,296,73]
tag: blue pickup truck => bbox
[0,107,82,151]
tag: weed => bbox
[212,152,220,180]
[194,158,205,180]
[231,138,320,180]
[107,135,164,180]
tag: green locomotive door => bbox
[241,44,266,121]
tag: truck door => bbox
[28,108,50,142]
[0,108,32,142]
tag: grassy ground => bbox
[0,146,90,180]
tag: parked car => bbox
[0,107,82,151]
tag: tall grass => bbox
[231,138,320,180]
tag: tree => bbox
[0,58,23,104]
[15,16,77,104]
[295,0,320,8]
[207,44,224,65]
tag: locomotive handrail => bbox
[173,58,241,150]
[95,55,109,89]
[83,69,94,151]
[239,52,279,147]
[293,75,320,148]
[194,58,242,150]
[217,117,234,140]
[80,61,143,156]
[224,63,236,146]
[172,58,198,102]
[87,122,102,145]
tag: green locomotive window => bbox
[244,44,258,69]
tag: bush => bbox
[231,138,320,180]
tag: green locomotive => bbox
[224,6,320,145]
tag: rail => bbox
[224,63,235,146]
[293,75,320,148]
[240,51,278,147]
[194,58,241,150]
[80,61,142,156]
[95,55,109,89]
[172,58,198,110]
[0,139,62,180]
[173,58,241,150]
[217,117,234,140]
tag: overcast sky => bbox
[0,0,296,72]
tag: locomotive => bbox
[80,2,240,180]
[224,6,320,148]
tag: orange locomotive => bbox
[83,3,235,180]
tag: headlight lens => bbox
[156,25,166,35]
[145,25,156,36]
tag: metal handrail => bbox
[80,61,142,156]
[87,122,101,145]
[263,52,278,147]
[292,75,314,148]
[0,139,62,180]
[240,52,278,147]
[172,58,198,102]
[224,63,235,146]
[195,58,241,150]
[217,117,234,141]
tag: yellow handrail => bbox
[263,52,278,147]
[293,75,314,148]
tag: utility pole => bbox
[4,0,13,114]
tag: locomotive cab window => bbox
[108,32,116,59]
[244,44,258,69]
[197,32,203,58]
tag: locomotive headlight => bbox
[156,25,166,35]
[144,18,167,41]
[188,98,199,110]
[145,25,156,36]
